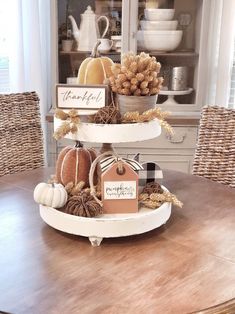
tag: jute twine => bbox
[89,151,126,207]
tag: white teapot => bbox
[69,6,109,52]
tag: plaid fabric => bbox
[138,162,163,187]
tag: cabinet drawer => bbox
[138,154,193,174]
[115,126,198,150]
[158,126,198,149]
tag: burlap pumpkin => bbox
[77,41,113,85]
[56,142,97,187]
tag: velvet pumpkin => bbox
[77,41,113,85]
[56,142,97,187]
[34,183,68,208]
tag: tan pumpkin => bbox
[56,141,97,187]
[77,41,114,85]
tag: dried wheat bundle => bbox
[122,108,174,135]
[139,190,183,209]
[109,52,163,96]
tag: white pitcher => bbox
[69,6,109,52]
[98,38,114,53]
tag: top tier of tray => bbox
[54,118,161,143]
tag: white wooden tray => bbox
[54,118,161,143]
[39,197,171,246]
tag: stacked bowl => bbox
[137,9,182,52]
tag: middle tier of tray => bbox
[54,118,161,143]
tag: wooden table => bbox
[0,168,235,314]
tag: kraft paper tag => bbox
[101,162,139,214]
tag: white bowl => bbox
[144,9,175,21]
[140,20,178,31]
[137,30,183,52]
[115,41,122,48]
[111,35,121,40]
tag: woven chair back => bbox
[0,92,44,177]
[193,106,235,188]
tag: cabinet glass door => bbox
[136,0,203,109]
[57,0,123,83]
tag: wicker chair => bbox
[193,105,235,188]
[0,92,44,177]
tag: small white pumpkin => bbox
[34,182,68,208]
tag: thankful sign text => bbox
[104,181,137,200]
[56,84,107,110]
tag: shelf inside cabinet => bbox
[138,51,199,58]
[58,50,121,81]
[59,51,121,57]
[60,51,198,58]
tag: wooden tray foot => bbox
[89,236,103,246]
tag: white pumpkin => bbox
[34,183,68,208]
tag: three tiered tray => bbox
[40,118,172,246]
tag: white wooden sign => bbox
[56,84,108,110]
[104,181,137,200]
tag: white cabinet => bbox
[51,0,210,112]
[122,0,210,113]
[48,0,208,172]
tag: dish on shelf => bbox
[144,9,175,21]
[137,30,183,52]
[54,118,161,143]
[114,41,121,48]
[111,35,121,51]
[140,20,178,31]
[111,35,121,40]
[159,87,193,95]
[159,88,194,105]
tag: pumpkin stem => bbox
[75,140,83,148]
[91,40,101,58]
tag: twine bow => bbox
[53,109,80,140]
[100,156,144,173]
[89,151,143,207]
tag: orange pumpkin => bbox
[56,142,97,187]
[77,41,113,85]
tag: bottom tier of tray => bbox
[40,200,171,246]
